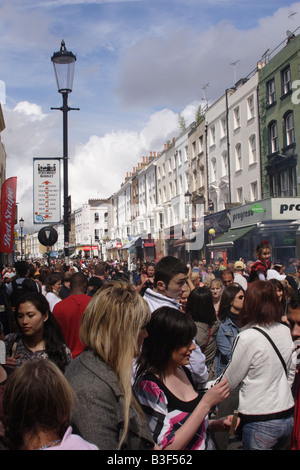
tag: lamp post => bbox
[51,40,79,259]
[19,217,24,260]
[184,190,192,264]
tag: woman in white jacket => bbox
[223,280,296,450]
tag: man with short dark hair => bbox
[143,256,189,311]
[143,256,208,390]
[213,260,222,279]
[53,273,91,358]
[221,269,234,287]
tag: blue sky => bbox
[1,0,299,232]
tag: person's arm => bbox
[135,377,230,450]
[135,274,148,292]
[186,340,208,389]
[216,323,233,362]
[69,378,121,450]
[187,267,195,291]
[166,379,230,450]
[223,335,251,389]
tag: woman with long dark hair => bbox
[215,285,245,376]
[4,292,72,373]
[185,287,220,381]
[134,306,234,450]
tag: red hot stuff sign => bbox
[0,177,17,253]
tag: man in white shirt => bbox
[233,261,248,290]
[143,256,208,390]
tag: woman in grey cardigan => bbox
[65,280,154,450]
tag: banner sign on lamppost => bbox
[33,158,61,224]
[0,176,17,253]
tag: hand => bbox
[5,355,18,369]
[201,378,230,409]
[209,414,240,433]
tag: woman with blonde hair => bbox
[210,277,223,315]
[65,280,154,450]
[204,272,215,288]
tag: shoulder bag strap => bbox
[252,327,287,376]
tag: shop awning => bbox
[122,236,141,250]
[208,225,256,247]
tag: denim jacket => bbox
[215,317,240,377]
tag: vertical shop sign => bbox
[0,176,17,253]
[33,158,61,224]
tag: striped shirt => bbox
[134,368,209,450]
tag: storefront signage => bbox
[230,198,300,229]
[271,198,300,220]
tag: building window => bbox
[178,150,182,165]
[157,166,161,180]
[221,151,228,177]
[237,187,243,203]
[209,125,216,146]
[199,135,204,154]
[250,181,258,201]
[281,66,292,96]
[200,166,204,187]
[249,134,257,164]
[192,141,196,158]
[270,168,297,197]
[94,212,99,223]
[247,94,255,120]
[184,145,188,161]
[220,117,227,139]
[268,121,278,154]
[284,111,295,147]
[266,79,276,106]
[159,213,164,230]
[280,170,289,197]
[178,175,183,194]
[211,158,217,182]
[233,107,240,129]
[235,143,242,171]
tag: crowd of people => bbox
[0,240,300,451]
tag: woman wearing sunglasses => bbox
[215,285,245,377]
[213,285,245,449]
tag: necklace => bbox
[38,439,61,450]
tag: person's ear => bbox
[156,280,166,293]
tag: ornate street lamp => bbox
[51,40,79,258]
[19,217,24,260]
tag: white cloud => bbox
[13,102,47,121]
[2,101,186,232]
[116,3,300,109]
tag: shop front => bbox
[206,198,300,264]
